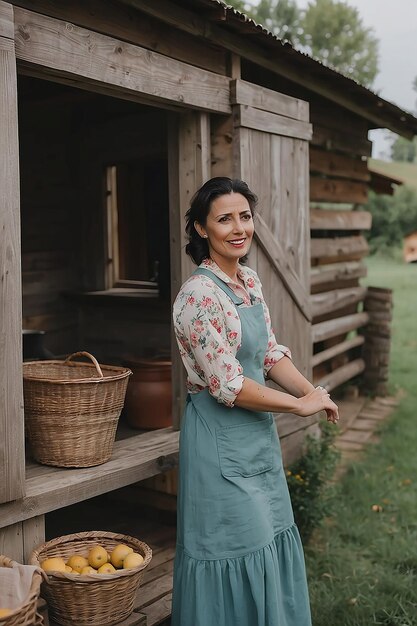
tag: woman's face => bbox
[196,192,254,264]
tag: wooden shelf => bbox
[0,428,179,530]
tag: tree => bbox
[226,0,379,87]
[365,187,417,253]
[300,0,378,87]
[253,0,301,44]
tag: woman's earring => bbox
[202,234,208,239]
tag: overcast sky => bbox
[247,0,417,158]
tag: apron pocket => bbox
[216,416,273,478]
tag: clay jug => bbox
[124,359,172,429]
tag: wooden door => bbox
[231,80,316,462]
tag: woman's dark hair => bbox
[185,177,258,265]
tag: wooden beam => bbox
[311,286,367,318]
[310,177,369,204]
[310,208,372,231]
[311,235,369,263]
[311,261,367,292]
[312,124,372,157]
[312,335,365,367]
[231,78,309,121]
[310,147,370,181]
[9,0,228,76]
[169,112,211,428]
[235,105,312,141]
[0,428,180,530]
[0,0,25,504]
[13,7,231,113]
[119,0,412,136]
[254,213,311,321]
[312,312,369,343]
[315,358,365,392]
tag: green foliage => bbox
[286,421,340,543]
[300,0,378,86]
[391,136,417,163]
[365,187,417,253]
[226,0,379,86]
[253,0,301,43]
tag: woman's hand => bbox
[295,386,339,424]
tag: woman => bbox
[172,177,339,626]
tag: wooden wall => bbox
[19,76,173,363]
[309,98,371,392]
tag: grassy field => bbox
[307,255,417,626]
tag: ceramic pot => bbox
[124,359,172,429]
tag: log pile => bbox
[362,287,393,396]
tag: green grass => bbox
[307,255,417,626]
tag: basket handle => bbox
[64,351,104,378]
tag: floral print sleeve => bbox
[173,276,244,407]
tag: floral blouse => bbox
[173,258,292,407]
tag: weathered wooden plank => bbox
[310,147,370,182]
[231,78,309,121]
[211,114,233,178]
[136,593,172,626]
[235,105,312,140]
[310,208,372,231]
[310,177,369,204]
[0,0,25,505]
[136,573,173,608]
[0,522,24,562]
[11,0,227,75]
[169,112,211,428]
[315,358,365,392]
[311,235,369,263]
[254,213,311,321]
[312,312,369,343]
[311,286,367,318]
[13,7,231,113]
[22,515,45,564]
[310,261,367,292]
[312,124,372,157]
[312,335,365,368]
[0,428,179,529]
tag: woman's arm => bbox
[234,375,339,423]
[267,356,315,397]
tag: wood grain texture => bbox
[22,515,45,563]
[310,261,367,292]
[231,79,309,121]
[312,124,372,157]
[312,312,369,343]
[310,146,370,182]
[0,428,179,529]
[312,335,364,367]
[235,105,312,140]
[13,7,231,113]
[311,286,367,318]
[310,208,372,231]
[0,522,24,562]
[10,0,227,75]
[311,235,369,263]
[315,358,365,391]
[0,2,25,504]
[310,176,369,204]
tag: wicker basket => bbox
[29,531,152,626]
[0,556,43,626]
[23,352,132,468]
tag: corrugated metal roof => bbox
[178,0,417,138]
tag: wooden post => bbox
[0,1,25,504]
[168,112,211,428]
[362,286,393,396]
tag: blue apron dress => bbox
[172,268,311,626]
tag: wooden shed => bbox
[1,0,417,599]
